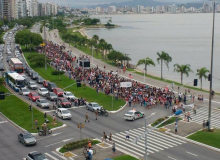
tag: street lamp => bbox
[208,0,216,131]
[144,112,155,160]
[44,26,47,71]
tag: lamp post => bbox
[208,0,216,131]
[44,26,47,71]
[144,56,146,83]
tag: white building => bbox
[51,3,57,15]
[95,6,101,13]
[108,6,116,13]
[45,2,52,15]
[169,4,176,13]
[15,0,27,19]
[137,5,141,13]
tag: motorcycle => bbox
[37,127,52,136]
[98,109,108,117]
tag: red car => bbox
[53,88,64,97]
[28,92,40,102]
[43,80,50,88]
[57,97,72,108]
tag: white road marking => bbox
[45,153,59,160]
[186,151,198,156]
[45,138,74,147]
[51,151,67,160]
[0,121,8,124]
[37,132,62,140]
[168,156,177,160]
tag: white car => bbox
[37,87,48,96]
[124,109,145,121]
[19,88,30,96]
[63,91,77,100]
[56,108,72,120]
[27,81,37,90]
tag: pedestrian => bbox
[102,132,107,142]
[53,115,56,126]
[112,142,116,155]
[83,82,86,89]
[125,130,130,141]
[109,133,112,143]
[183,94,186,105]
[187,111,192,122]
[193,105,197,114]
[175,123,178,134]
[44,113,47,123]
[128,98,132,107]
[182,104,185,113]
[34,119,38,129]
[206,120,209,130]
[41,123,47,136]
[192,94,195,102]
[85,112,90,122]
[53,101,56,110]
[202,120,206,130]
[95,110,98,120]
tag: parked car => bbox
[56,108,72,120]
[37,87,48,96]
[86,102,102,112]
[36,99,50,108]
[19,87,30,96]
[18,131,36,146]
[26,151,48,160]
[27,81,37,90]
[31,72,39,80]
[57,97,72,108]
[47,82,57,92]
[124,109,145,121]
[28,92,40,102]
[45,92,57,101]
[43,80,50,88]
[36,77,44,84]
[63,91,77,100]
[53,88,64,97]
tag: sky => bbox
[38,0,208,7]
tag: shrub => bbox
[51,70,65,75]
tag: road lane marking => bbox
[45,153,59,160]
[0,121,8,124]
[37,132,62,140]
[45,138,74,147]
[186,151,198,156]
[168,156,177,160]
[51,151,67,160]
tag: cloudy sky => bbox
[38,0,207,7]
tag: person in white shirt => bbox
[125,130,130,141]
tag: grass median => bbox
[23,51,125,111]
[113,155,138,160]
[0,85,62,133]
[187,129,220,149]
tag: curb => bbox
[51,124,67,131]
[165,130,220,153]
[109,103,127,114]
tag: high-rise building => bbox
[31,0,38,16]
[51,3,57,15]
[0,0,12,20]
[137,5,141,13]
[16,0,27,18]
[45,2,52,15]
[95,6,101,13]
[108,6,116,13]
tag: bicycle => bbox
[83,145,96,155]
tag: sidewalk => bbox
[46,28,220,104]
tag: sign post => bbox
[78,123,84,140]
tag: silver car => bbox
[86,102,102,111]
[19,88,30,96]
[36,99,50,108]
[37,88,48,96]
[18,132,36,146]
[26,151,48,160]
[28,81,37,90]
[45,92,58,101]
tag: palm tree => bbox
[157,51,172,79]
[174,64,193,85]
[196,67,209,89]
[137,57,155,75]
[92,35,99,55]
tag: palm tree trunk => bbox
[201,78,202,89]
[161,60,163,79]
[145,63,147,75]
[181,73,183,85]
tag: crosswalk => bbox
[179,106,220,128]
[23,151,70,160]
[99,127,186,158]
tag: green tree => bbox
[137,57,155,75]
[196,67,209,89]
[92,35,99,55]
[15,29,32,49]
[174,64,193,85]
[157,51,172,79]
[31,33,43,47]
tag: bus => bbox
[5,71,25,91]
[9,58,23,74]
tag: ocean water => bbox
[84,13,220,90]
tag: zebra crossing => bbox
[180,106,220,128]
[99,127,186,158]
[23,151,70,160]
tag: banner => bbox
[120,82,132,88]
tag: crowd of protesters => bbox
[37,41,201,110]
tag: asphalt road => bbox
[1,24,220,160]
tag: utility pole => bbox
[144,56,146,83]
[78,123,84,140]
[208,0,215,131]
[44,26,47,71]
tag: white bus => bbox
[5,71,25,91]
